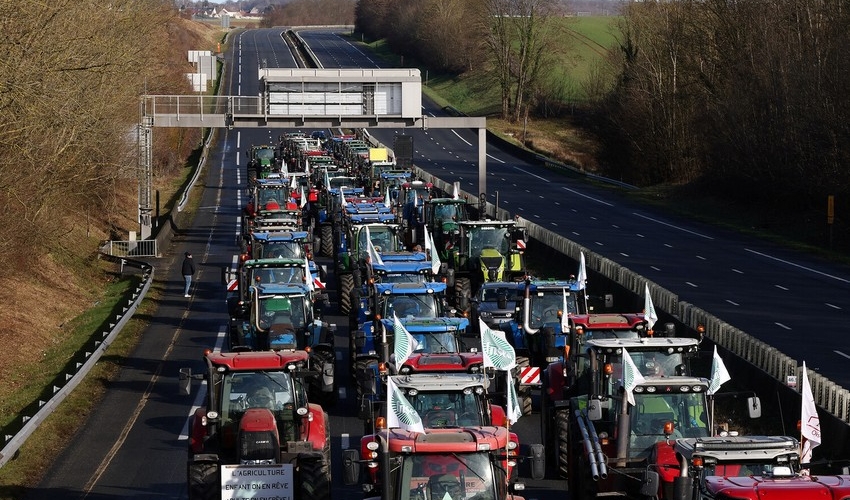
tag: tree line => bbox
[0,0,210,273]
[354,0,850,250]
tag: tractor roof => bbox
[242,258,305,268]
[675,435,800,462]
[586,337,698,351]
[399,353,483,374]
[252,231,309,242]
[255,283,310,296]
[206,350,308,370]
[377,282,447,295]
[391,373,488,392]
[382,426,509,453]
[528,279,583,292]
[381,316,469,332]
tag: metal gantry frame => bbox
[137,93,487,238]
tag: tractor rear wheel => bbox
[555,407,570,479]
[320,225,333,257]
[299,455,330,500]
[455,277,471,313]
[339,274,354,316]
[187,462,218,500]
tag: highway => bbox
[29,26,850,499]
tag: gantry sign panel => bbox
[261,68,422,119]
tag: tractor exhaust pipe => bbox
[522,279,538,335]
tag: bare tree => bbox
[479,0,562,122]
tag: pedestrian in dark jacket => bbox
[182,252,196,297]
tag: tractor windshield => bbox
[258,294,309,331]
[257,240,304,260]
[222,371,294,416]
[398,452,502,500]
[528,289,580,328]
[385,294,440,319]
[628,393,709,458]
[705,460,796,478]
[255,148,275,161]
[407,391,482,428]
[468,226,510,257]
[256,187,288,207]
[248,266,306,286]
[358,226,398,254]
[410,331,458,354]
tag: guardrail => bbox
[412,166,850,430]
[101,239,158,258]
[0,256,154,469]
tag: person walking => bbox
[182,252,196,297]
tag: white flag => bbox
[560,289,570,334]
[506,370,521,424]
[393,313,419,367]
[387,376,424,432]
[299,186,307,208]
[323,168,331,191]
[365,226,384,266]
[384,187,391,207]
[576,252,587,290]
[423,226,432,254]
[304,255,314,292]
[480,319,516,370]
[622,348,646,406]
[707,345,731,395]
[427,228,441,274]
[644,283,658,331]
[290,175,297,190]
[800,361,821,464]
[452,181,459,200]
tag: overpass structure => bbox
[137,68,486,238]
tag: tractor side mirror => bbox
[343,449,361,486]
[179,368,192,396]
[748,396,762,419]
[640,470,660,497]
[587,398,602,421]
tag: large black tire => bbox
[555,407,570,479]
[339,273,354,316]
[298,454,330,500]
[515,355,533,415]
[353,359,369,402]
[320,225,333,257]
[454,277,472,313]
[188,462,218,500]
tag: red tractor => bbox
[343,426,528,500]
[180,350,330,500]
[672,435,850,500]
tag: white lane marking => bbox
[826,303,841,310]
[732,268,743,274]
[775,284,789,291]
[835,350,850,360]
[686,282,698,288]
[651,266,661,271]
[487,154,506,164]
[745,248,850,285]
[726,300,739,306]
[632,213,713,239]
[452,130,472,146]
[775,322,792,330]
[696,255,706,260]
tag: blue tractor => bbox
[230,283,337,406]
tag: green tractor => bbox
[442,219,527,313]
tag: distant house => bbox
[218,8,242,19]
